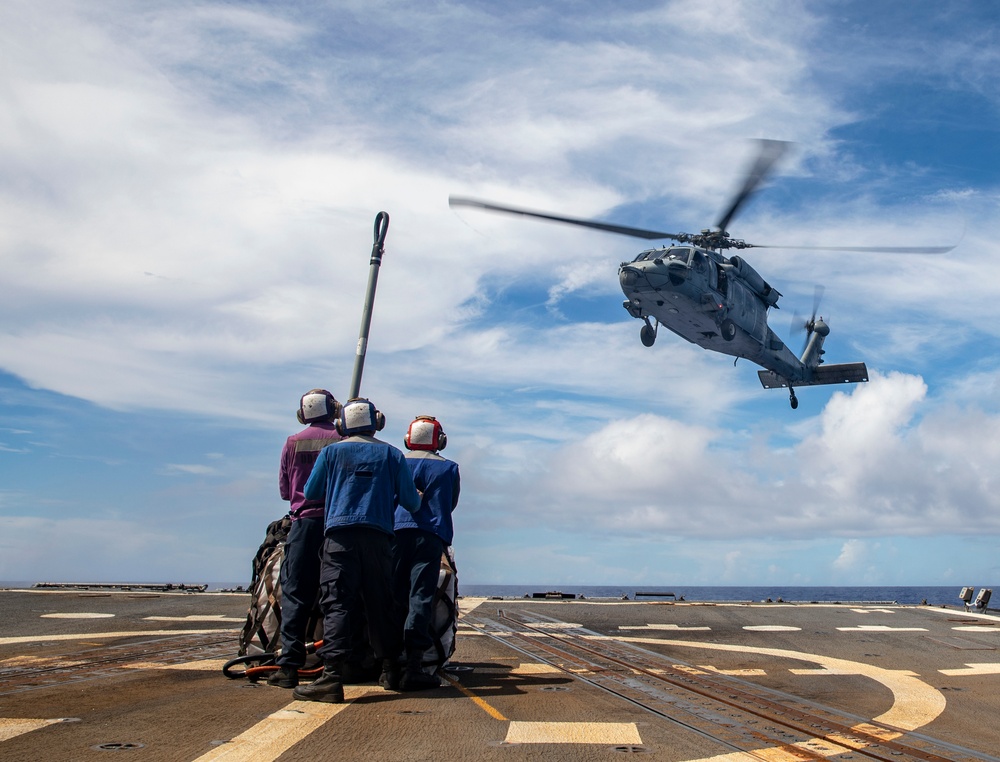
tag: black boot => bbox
[400,655,440,692]
[266,665,299,689]
[292,665,344,704]
[378,658,401,691]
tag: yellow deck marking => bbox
[504,720,641,745]
[0,655,56,667]
[619,624,711,631]
[125,658,231,671]
[923,607,1000,624]
[192,690,379,761]
[0,628,239,646]
[698,665,767,676]
[440,674,508,720]
[687,753,801,761]
[529,622,582,629]
[614,635,946,733]
[458,597,487,616]
[0,718,66,742]
[851,608,896,614]
[510,662,562,675]
[939,662,1000,676]
[144,615,243,622]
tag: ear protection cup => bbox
[298,389,340,424]
[405,415,446,451]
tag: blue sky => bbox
[2,0,1000,588]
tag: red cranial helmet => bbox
[405,415,446,451]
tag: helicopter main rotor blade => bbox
[714,139,791,235]
[752,243,955,254]
[449,196,684,241]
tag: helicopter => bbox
[449,140,953,409]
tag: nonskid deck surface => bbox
[2,589,999,761]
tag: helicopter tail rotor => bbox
[791,285,826,355]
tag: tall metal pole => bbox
[348,211,389,399]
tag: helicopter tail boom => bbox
[757,363,869,389]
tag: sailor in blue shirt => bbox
[392,415,460,691]
[294,398,421,704]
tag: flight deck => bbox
[2,588,999,761]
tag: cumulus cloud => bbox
[466,371,1000,546]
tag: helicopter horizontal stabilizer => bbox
[757,362,869,389]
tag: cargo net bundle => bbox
[225,515,458,679]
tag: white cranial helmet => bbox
[298,389,339,424]
[337,398,385,436]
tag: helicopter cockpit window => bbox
[664,247,691,263]
[632,247,691,263]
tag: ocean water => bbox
[458,585,989,607]
[3,581,990,609]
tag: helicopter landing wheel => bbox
[789,388,798,409]
[640,322,656,347]
[720,319,736,342]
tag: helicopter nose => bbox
[619,266,640,288]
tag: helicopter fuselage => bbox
[618,245,860,390]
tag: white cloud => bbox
[3,1,1000,584]
[832,538,871,573]
[164,463,219,476]
[459,370,1000,547]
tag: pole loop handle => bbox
[372,211,389,262]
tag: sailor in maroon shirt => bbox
[267,389,342,689]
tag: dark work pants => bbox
[316,526,400,667]
[392,528,446,657]
[276,516,324,668]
